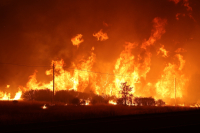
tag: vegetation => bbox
[119,82,133,105]
[22,89,109,105]
[156,99,165,106]
[134,97,155,106]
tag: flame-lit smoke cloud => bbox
[183,0,192,11]
[169,0,181,4]
[175,48,187,53]
[93,29,108,41]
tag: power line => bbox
[0,62,138,77]
[66,67,134,77]
[0,62,51,67]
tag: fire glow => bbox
[18,17,187,105]
[1,17,187,105]
[0,0,199,106]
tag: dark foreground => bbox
[1,109,200,133]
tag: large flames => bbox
[0,17,191,105]
[0,87,22,101]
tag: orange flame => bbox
[13,90,22,100]
[0,89,22,101]
[93,29,108,41]
[42,104,47,109]
[0,92,10,100]
[157,45,168,57]
[141,17,167,49]
[71,34,84,48]
[109,100,117,105]
[25,48,96,93]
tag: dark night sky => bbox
[0,0,200,102]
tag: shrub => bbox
[156,99,165,106]
[54,90,74,103]
[117,98,123,105]
[134,97,155,106]
[91,95,104,105]
[71,97,80,105]
[13,100,18,104]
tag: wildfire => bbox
[3,16,191,106]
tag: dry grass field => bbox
[0,101,197,126]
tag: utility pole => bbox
[174,77,176,106]
[51,63,55,104]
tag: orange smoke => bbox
[169,0,181,4]
[183,0,192,11]
[175,48,187,53]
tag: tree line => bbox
[22,82,165,106]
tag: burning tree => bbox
[119,82,133,106]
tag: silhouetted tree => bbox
[134,97,142,106]
[119,82,133,106]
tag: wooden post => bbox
[174,77,176,106]
[51,63,55,104]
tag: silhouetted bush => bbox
[134,97,155,106]
[71,97,80,105]
[156,99,165,106]
[13,100,18,104]
[34,89,52,102]
[91,95,105,105]
[117,98,123,105]
[22,90,35,101]
[54,90,74,103]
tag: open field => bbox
[0,101,197,126]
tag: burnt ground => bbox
[1,109,200,133]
